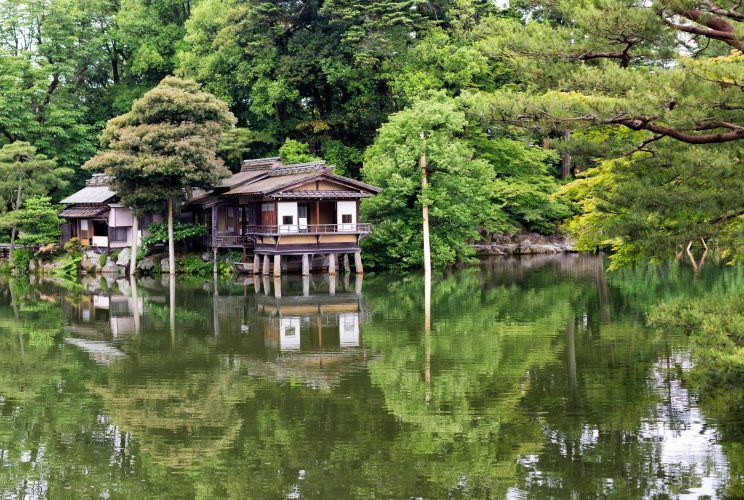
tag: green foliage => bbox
[278,139,321,165]
[84,76,236,216]
[180,255,212,276]
[98,253,108,268]
[64,237,83,256]
[10,248,32,274]
[362,94,499,269]
[142,222,206,249]
[50,255,83,278]
[649,294,744,388]
[36,244,61,262]
[0,197,63,246]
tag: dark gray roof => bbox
[60,186,116,204]
[270,190,372,199]
[59,206,110,218]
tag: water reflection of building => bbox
[231,277,371,391]
[257,293,362,352]
[63,278,142,340]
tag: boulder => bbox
[137,252,166,272]
[160,257,171,274]
[201,252,212,262]
[101,258,119,275]
[116,247,131,267]
[81,256,100,273]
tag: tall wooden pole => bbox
[167,195,175,275]
[421,131,432,403]
[420,132,431,282]
[130,214,138,276]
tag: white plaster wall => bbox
[337,201,356,230]
[277,202,298,233]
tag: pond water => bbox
[0,254,742,498]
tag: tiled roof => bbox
[60,186,116,204]
[225,173,320,195]
[241,157,282,171]
[59,206,110,218]
[270,190,372,199]
[218,169,269,188]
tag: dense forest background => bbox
[0,0,741,269]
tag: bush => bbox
[141,222,206,250]
[180,255,212,276]
[98,253,108,267]
[50,255,82,278]
[64,237,83,255]
[10,248,33,274]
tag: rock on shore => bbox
[473,232,576,256]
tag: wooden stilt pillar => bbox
[354,252,364,274]
[253,254,260,275]
[329,275,336,296]
[262,254,270,275]
[213,246,218,275]
[273,255,281,277]
[355,274,363,296]
[302,275,310,297]
[328,253,337,276]
[273,277,281,298]
[343,254,350,273]
[301,254,310,276]
[262,276,270,296]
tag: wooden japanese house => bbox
[185,157,380,275]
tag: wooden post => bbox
[302,275,310,297]
[273,254,281,277]
[329,274,336,296]
[273,277,282,298]
[328,253,337,276]
[302,254,310,276]
[130,215,138,276]
[213,246,218,275]
[262,254,270,275]
[343,254,350,273]
[167,195,175,275]
[420,132,431,284]
[253,254,260,275]
[354,252,364,275]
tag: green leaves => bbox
[84,76,235,213]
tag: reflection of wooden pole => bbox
[566,317,577,401]
[213,274,220,338]
[424,271,431,403]
[420,132,431,283]
[169,274,176,346]
[130,275,140,335]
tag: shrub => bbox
[98,253,108,268]
[180,255,212,276]
[10,248,33,274]
[50,255,82,278]
[64,237,83,255]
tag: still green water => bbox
[0,254,742,498]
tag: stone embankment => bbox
[472,232,576,256]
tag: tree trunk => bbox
[420,132,431,281]
[9,184,22,258]
[560,130,572,179]
[167,195,175,275]
[130,214,138,276]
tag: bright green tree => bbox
[362,94,498,269]
[0,196,63,247]
[0,142,71,254]
[84,76,236,274]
